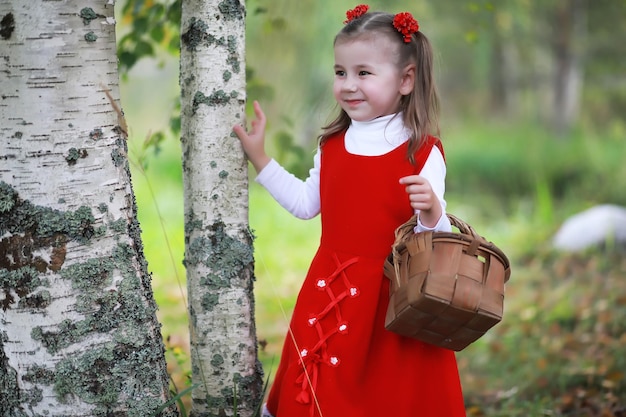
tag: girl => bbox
[234,5,466,417]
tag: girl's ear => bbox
[399,64,416,95]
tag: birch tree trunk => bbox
[179,0,264,416]
[0,1,176,415]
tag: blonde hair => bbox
[320,11,440,164]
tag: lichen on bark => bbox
[184,220,253,281]
[0,182,173,415]
[218,0,245,21]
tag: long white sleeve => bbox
[255,151,321,220]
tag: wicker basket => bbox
[383,214,511,351]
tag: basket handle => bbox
[447,213,480,238]
[447,213,491,255]
[448,214,511,282]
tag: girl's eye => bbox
[335,70,345,77]
[359,71,370,76]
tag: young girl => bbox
[234,5,466,417]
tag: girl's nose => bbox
[342,77,357,92]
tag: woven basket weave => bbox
[383,214,511,351]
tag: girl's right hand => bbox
[399,175,442,228]
[233,100,271,174]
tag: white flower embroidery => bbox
[329,356,340,366]
[300,349,308,358]
[316,279,327,288]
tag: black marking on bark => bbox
[0,13,15,40]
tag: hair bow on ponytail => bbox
[393,12,420,43]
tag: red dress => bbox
[266,132,466,417]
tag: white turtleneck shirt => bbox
[255,113,451,233]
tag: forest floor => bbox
[460,247,626,416]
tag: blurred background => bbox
[116,0,626,414]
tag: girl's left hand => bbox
[399,175,441,227]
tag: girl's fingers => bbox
[232,124,244,136]
[253,101,266,124]
[399,175,424,185]
[233,101,265,139]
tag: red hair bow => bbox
[393,12,419,43]
[344,4,369,24]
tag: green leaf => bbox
[134,40,155,58]
[133,16,149,33]
[150,25,165,43]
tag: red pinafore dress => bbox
[266,132,466,417]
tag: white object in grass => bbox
[553,204,626,251]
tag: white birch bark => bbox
[180,0,263,415]
[0,1,175,415]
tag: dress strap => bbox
[412,135,444,174]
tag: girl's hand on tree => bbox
[399,175,442,228]
[233,100,271,174]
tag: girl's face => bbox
[333,36,415,122]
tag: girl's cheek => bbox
[332,84,342,99]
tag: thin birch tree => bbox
[179,0,264,416]
[0,1,176,415]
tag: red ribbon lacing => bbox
[294,255,360,417]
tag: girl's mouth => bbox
[344,99,364,107]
